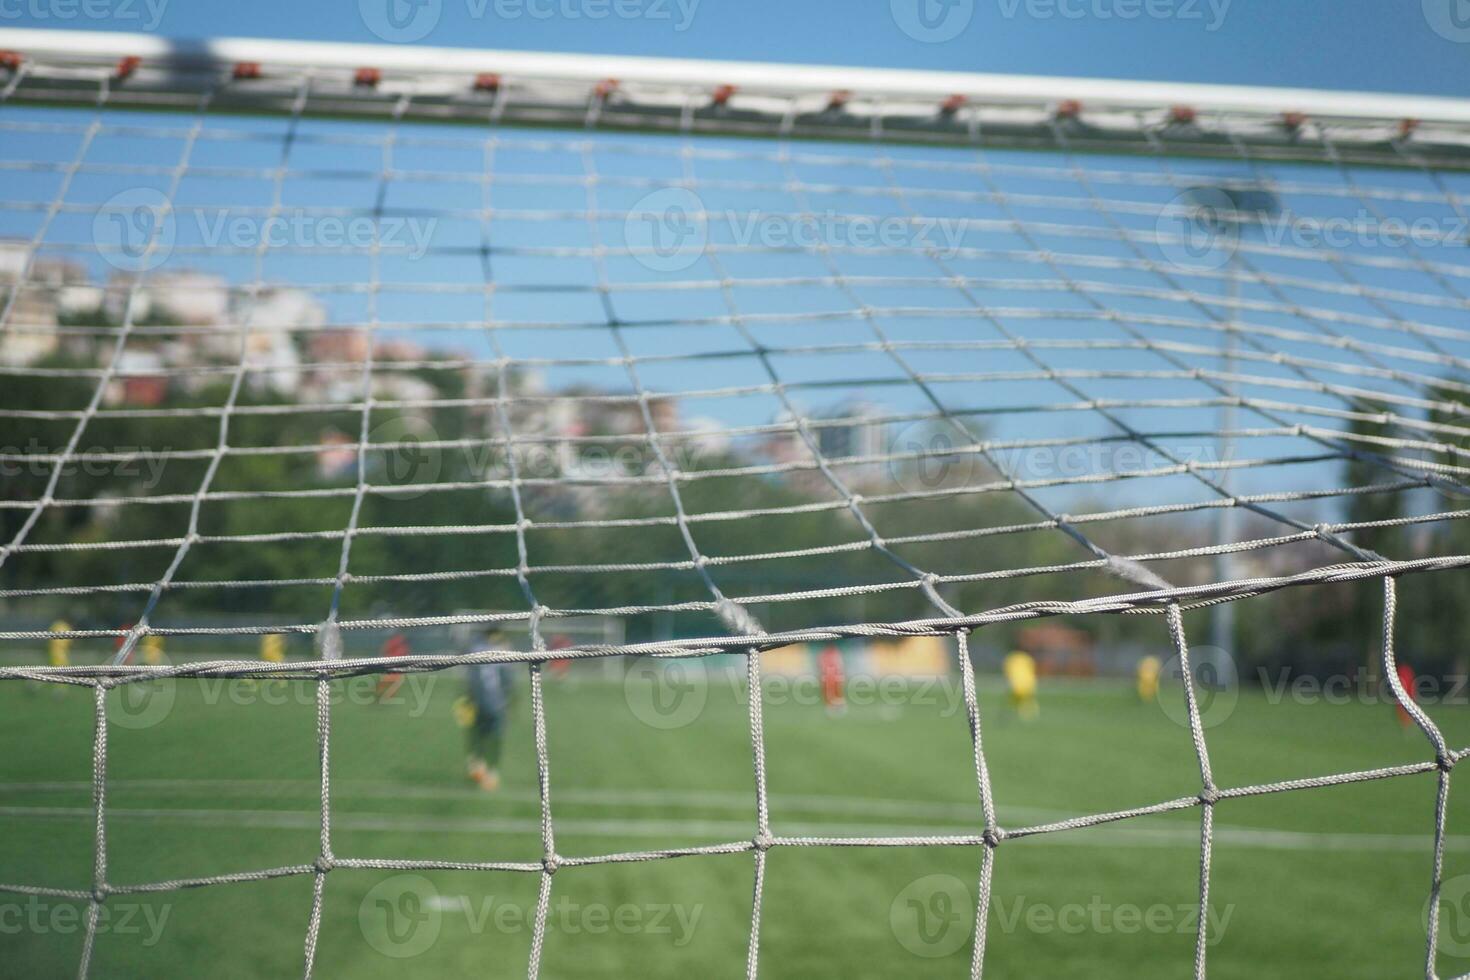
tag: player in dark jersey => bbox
[458,627,516,791]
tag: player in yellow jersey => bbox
[1003,650,1039,721]
[141,633,165,666]
[261,633,286,666]
[48,620,72,668]
[41,620,74,697]
[249,633,287,694]
[1136,655,1161,703]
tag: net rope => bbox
[1,53,1469,979]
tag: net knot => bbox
[91,885,110,903]
[1198,787,1221,806]
[315,620,343,661]
[753,832,775,852]
[1438,754,1456,774]
[542,854,561,875]
[714,598,762,637]
[314,855,335,874]
[982,827,1005,849]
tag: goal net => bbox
[1,27,1469,979]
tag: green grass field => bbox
[4,662,1470,979]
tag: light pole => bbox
[1181,184,1281,661]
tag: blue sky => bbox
[4,0,1469,97]
[4,0,1468,518]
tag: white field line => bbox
[0,778,991,813]
[0,780,1460,853]
[0,804,1462,852]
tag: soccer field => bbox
[4,667,1468,979]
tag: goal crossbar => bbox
[3,27,1470,167]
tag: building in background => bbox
[0,241,92,366]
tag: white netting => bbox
[2,40,1470,979]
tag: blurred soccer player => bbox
[376,631,410,701]
[458,627,516,791]
[47,619,72,668]
[247,632,287,695]
[1136,655,1161,703]
[141,633,164,666]
[1394,661,1418,730]
[260,637,285,667]
[41,620,73,697]
[260,633,286,666]
[818,643,846,716]
[1003,650,1039,721]
[547,634,573,680]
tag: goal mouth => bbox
[0,29,1466,655]
[0,28,1467,655]
[2,26,1470,980]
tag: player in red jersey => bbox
[376,631,411,702]
[819,644,846,716]
[1394,660,1418,730]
